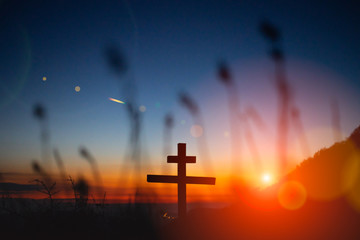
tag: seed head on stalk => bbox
[179,92,199,116]
[216,60,243,175]
[162,113,174,174]
[178,91,214,175]
[32,103,51,171]
[105,45,128,76]
[217,60,233,86]
[79,146,104,197]
[260,20,280,43]
[104,43,145,201]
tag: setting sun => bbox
[261,173,272,184]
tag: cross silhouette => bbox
[147,143,216,218]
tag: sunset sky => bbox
[1,0,360,200]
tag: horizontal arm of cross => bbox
[147,175,178,183]
[185,176,216,185]
[147,175,215,185]
[167,156,196,163]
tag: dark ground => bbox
[1,195,360,240]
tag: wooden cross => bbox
[147,143,216,218]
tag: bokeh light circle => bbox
[190,124,203,138]
[139,105,146,112]
[347,180,360,213]
[277,181,307,210]
[345,148,360,212]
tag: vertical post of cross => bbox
[166,143,196,218]
[177,143,186,219]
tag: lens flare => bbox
[345,151,360,212]
[139,105,146,112]
[109,97,125,104]
[277,181,307,210]
[190,124,203,138]
[347,180,360,213]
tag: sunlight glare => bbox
[262,173,271,184]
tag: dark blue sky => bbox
[1,0,360,180]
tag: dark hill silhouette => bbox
[275,124,360,202]
[349,125,360,148]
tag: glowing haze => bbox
[1,0,360,202]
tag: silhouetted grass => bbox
[179,92,214,175]
[1,12,358,240]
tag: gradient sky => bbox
[1,0,360,191]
